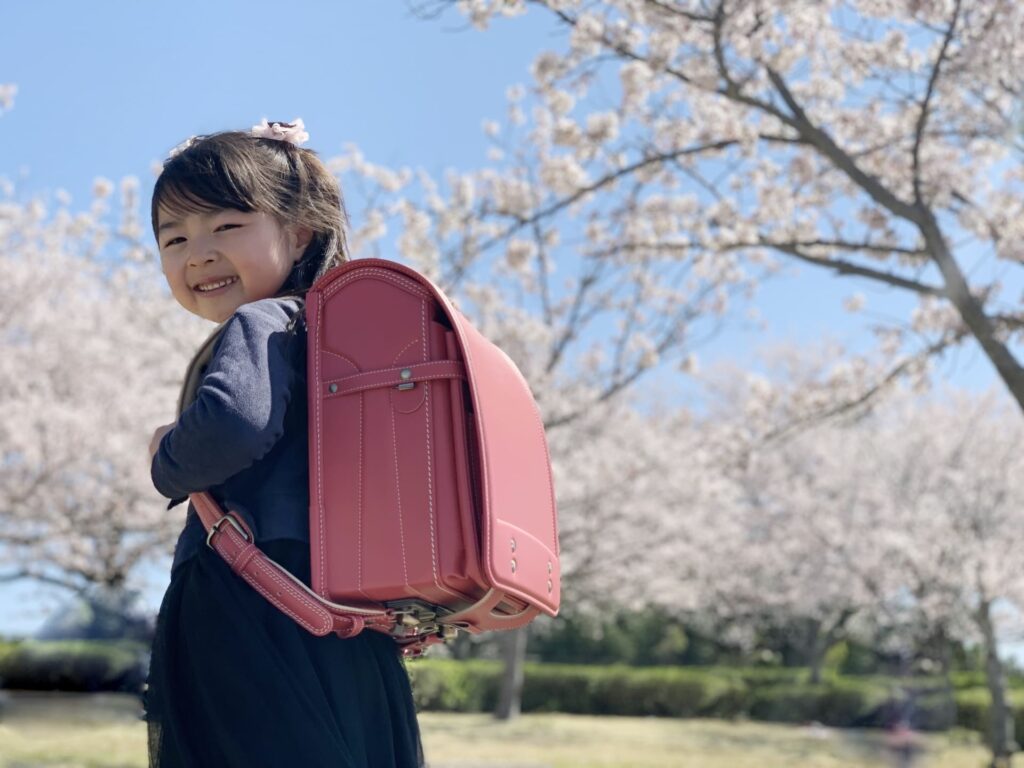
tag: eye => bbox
[163,223,240,248]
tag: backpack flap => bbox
[446,314,561,618]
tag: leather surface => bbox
[307,259,561,631]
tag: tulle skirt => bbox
[143,538,426,768]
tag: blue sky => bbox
[0,1,1013,651]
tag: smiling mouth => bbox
[194,276,240,293]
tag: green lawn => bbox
[0,690,992,767]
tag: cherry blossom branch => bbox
[0,568,93,595]
[765,241,945,297]
[476,140,739,254]
[544,283,722,430]
[764,67,922,223]
[912,0,962,205]
[917,211,1024,411]
[757,333,968,448]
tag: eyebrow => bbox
[157,210,242,234]
[157,220,182,234]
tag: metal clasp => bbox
[206,514,251,549]
[396,368,415,391]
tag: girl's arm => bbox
[149,423,175,461]
[150,300,299,501]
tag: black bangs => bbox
[150,144,260,234]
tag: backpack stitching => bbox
[423,300,439,588]
[314,293,328,598]
[357,389,365,599]
[389,385,410,588]
[326,371,465,397]
[323,269,429,302]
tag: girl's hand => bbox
[149,422,176,461]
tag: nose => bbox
[186,235,221,266]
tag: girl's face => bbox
[156,206,312,323]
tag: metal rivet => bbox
[547,561,552,574]
[510,558,517,573]
[547,579,553,593]
[400,368,412,380]
[510,537,516,552]
[329,383,338,393]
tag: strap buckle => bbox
[206,513,251,549]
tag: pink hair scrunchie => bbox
[251,117,310,146]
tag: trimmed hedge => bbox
[952,687,1024,743]
[951,671,1024,690]
[405,659,500,712]
[0,639,148,694]
[747,679,891,727]
[0,641,19,668]
[403,660,744,717]
[406,659,1024,736]
[3,637,1024,740]
[521,664,746,717]
[409,660,794,720]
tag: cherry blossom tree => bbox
[670,354,1024,764]
[386,0,1024,724]
[0,166,210,608]
[640,345,904,672]
[866,391,1024,764]
[415,0,1024,407]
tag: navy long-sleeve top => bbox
[151,297,309,575]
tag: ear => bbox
[287,225,314,262]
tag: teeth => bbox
[197,277,237,292]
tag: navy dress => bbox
[144,297,425,767]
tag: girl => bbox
[144,119,426,768]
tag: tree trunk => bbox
[494,625,529,720]
[978,600,1017,767]
[807,611,854,685]
[447,630,475,661]
[808,620,828,684]
[934,630,957,730]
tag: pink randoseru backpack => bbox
[190,257,561,657]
